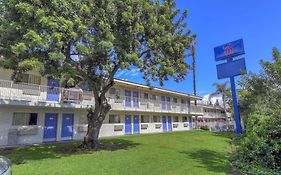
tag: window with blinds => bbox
[12,112,38,126]
[20,74,41,85]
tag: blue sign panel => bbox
[214,39,245,61]
[216,58,246,79]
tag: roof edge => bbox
[114,78,203,100]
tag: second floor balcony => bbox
[0,79,203,115]
[107,94,203,115]
[0,79,94,108]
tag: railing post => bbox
[38,85,41,101]
[9,81,13,100]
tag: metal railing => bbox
[107,94,204,115]
[0,79,95,104]
[197,100,224,108]
[0,79,204,115]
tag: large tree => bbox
[0,0,195,149]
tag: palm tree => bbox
[209,82,230,124]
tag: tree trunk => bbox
[192,53,197,105]
[81,96,111,149]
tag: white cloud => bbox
[115,67,140,78]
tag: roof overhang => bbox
[114,79,202,100]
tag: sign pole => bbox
[229,76,242,134]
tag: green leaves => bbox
[18,58,43,72]
[0,0,195,88]
[234,48,281,174]
[11,43,28,56]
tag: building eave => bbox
[114,78,202,100]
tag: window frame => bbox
[12,112,38,126]
[173,116,179,122]
[141,115,150,123]
[109,115,121,124]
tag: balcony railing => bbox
[107,94,204,115]
[0,79,95,105]
[0,79,204,115]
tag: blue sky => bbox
[115,0,281,96]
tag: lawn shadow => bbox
[180,149,230,174]
[0,138,140,164]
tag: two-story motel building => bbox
[0,69,226,147]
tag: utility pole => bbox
[191,42,198,129]
[192,44,197,104]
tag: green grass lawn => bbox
[1,131,233,175]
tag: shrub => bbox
[233,113,281,175]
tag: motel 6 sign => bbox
[214,39,247,135]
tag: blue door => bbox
[133,92,139,108]
[61,114,74,140]
[168,116,172,131]
[46,79,60,101]
[189,117,193,129]
[187,100,191,113]
[162,116,167,132]
[125,115,132,134]
[167,97,171,111]
[44,113,58,141]
[161,96,166,110]
[133,115,139,134]
[125,90,131,107]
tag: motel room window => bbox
[12,112,38,126]
[182,117,188,122]
[79,114,88,124]
[173,116,179,122]
[115,89,120,98]
[141,115,150,123]
[109,88,120,99]
[109,115,121,124]
[151,95,157,101]
[153,116,161,123]
[143,93,149,99]
[109,88,116,95]
[173,98,177,103]
[140,93,149,100]
[20,74,41,85]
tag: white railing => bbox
[197,100,224,108]
[204,112,225,118]
[0,79,95,104]
[107,94,204,115]
[0,79,204,115]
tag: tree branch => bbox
[139,49,150,58]
[100,65,119,97]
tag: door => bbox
[125,115,132,134]
[189,117,193,129]
[162,116,167,132]
[187,100,191,113]
[166,97,171,111]
[161,96,166,110]
[133,115,139,134]
[125,90,131,107]
[133,92,139,108]
[46,79,60,101]
[167,116,172,131]
[61,114,74,140]
[44,113,58,141]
